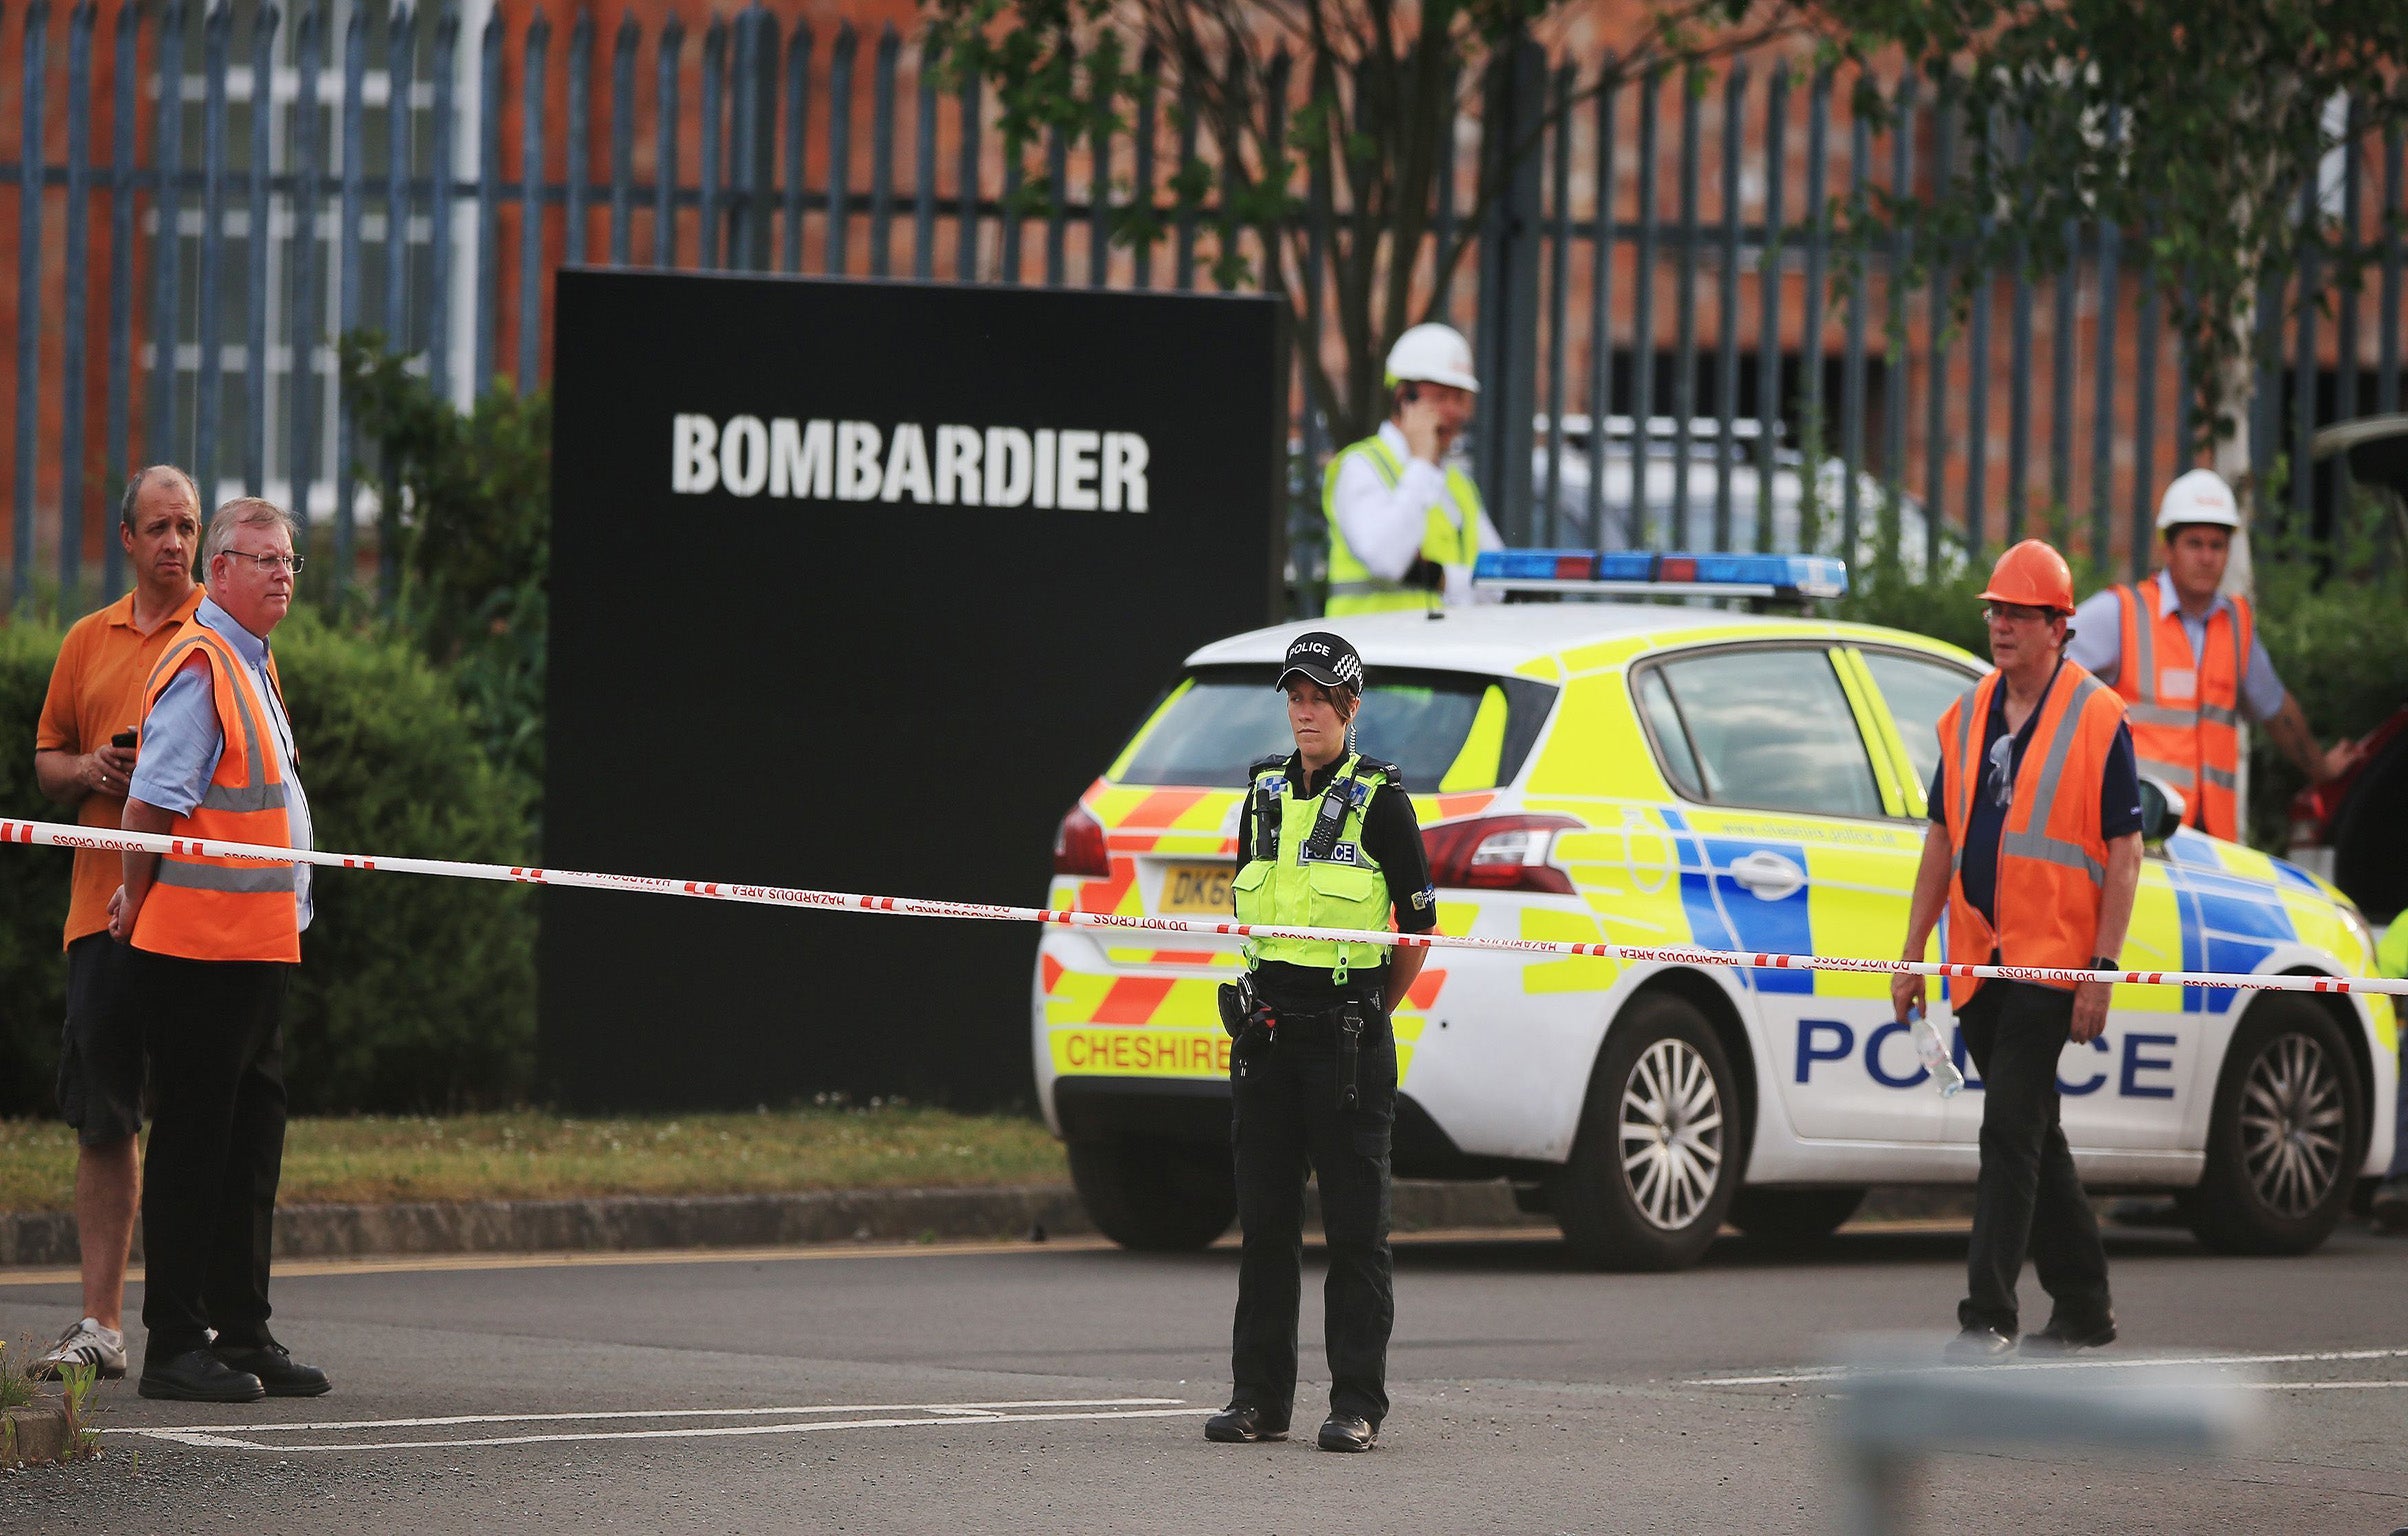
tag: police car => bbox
[1033,552,2398,1270]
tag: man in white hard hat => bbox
[2066,469,2361,841]
[1320,323,1504,617]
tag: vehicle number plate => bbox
[1160,863,1234,915]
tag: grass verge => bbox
[0,1105,1067,1213]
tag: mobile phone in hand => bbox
[112,729,137,750]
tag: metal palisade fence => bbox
[4,2,2405,606]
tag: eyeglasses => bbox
[1982,601,2053,625]
[222,549,304,575]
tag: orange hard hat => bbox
[1977,539,2076,615]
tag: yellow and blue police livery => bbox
[1035,551,2396,1268]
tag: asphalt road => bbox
[3,1217,2405,1534]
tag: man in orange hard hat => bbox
[2067,469,2361,840]
[1894,539,2146,1359]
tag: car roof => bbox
[1185,602,1875,675]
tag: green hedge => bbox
[0,609,536,1116]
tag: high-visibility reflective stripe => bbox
[2127,702,2198,728]
[155,859,297,894]
[2001,829,2107,883]
[2202,765,2238,790]
[200,781,289,812]
[2200,703,2239,726]
[1946,680,1981,875]
[1328,579,1397,596]
[2126,587,2155,702]
[2140,756,2197,788]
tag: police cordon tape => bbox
[7,816,2403,998]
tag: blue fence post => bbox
[59,0,95,595]
[2131,238,2160,578]
[14,0,49,604]
[2334,106,2360,433]
[1798,64,1831,516]
[2290,172,2318,524]
[1670,66,1699,549]
[869,24,896,277]
[914,37,936,279]
[2005,128,2034,543]
[954,54,978,280]
[384,4,416,359]
[1128,48,1156,290]
[192,1,229,500]
[826,23,854,274]
[1754,64,1786,552]
[1540,61,1573,545]
[427,3,458,398]
[103,0,141,595]
[566,9,590,269]
[335,0,368,591]
[285,0,323,544]
[1584,59,1618,550]
[474,4,501,386]
[518,11,548,390]
[2381,127,2403,416]
[1043,116,1067,287]
[785,22,811,272]
[609,14,635,265]
[697,14,722,268]
[1839,87,1869,561]
[1714,62,1746,553]
[2090,207,2121,562]
[736,7,781,273]
[1879,72,1913,557]
[1629,64,1659,538]
[242,2,275,499]
[147,0,187,477]
[653,17,679,265]
[2050,215,2078,527]
[1920,69,1951,576]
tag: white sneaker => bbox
[28,1317,128,1381]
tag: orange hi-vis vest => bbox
[2109,581,2252,841]
[1936,662,2127,1004]
[129,620,302,963]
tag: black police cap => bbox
[1274,631,1365,694]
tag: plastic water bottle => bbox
[1908,1006,1966,1098]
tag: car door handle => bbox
[1728,851,1805,900]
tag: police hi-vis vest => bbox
[2108,582,2252,841]
[1935,663,2127,1004]
[1321,435,1483,616]
[130,622,302,964]
[1232,752,1398,984]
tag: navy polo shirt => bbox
[1928,666,2143,927]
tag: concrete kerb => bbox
[1,1403,73,1466]
[0,1180,1554,1267]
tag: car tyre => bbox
[1067,1135,1236,1252]
[1727,1186,1866,1247]
[2185,996,2366,1256]
[1547,992,1742,1272]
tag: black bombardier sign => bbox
[543,270,1289,1112]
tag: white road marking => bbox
[107,1396,1205,1453]
[1687,1345,2408,1387]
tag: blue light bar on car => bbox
[1471,549,1849,601]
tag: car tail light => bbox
[1053,804,1112,878]
[1423,814,1581,895]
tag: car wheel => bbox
[2186,997,2366,1256]
[1066,1135,1236,1252]
[1727,1186,1866,1246]
[1546,992,1742,1272]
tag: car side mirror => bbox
[2138,775,2187,845]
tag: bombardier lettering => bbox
[670,413,1150,512]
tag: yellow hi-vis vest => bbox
[1322,435,1484,616]
[1231,753,1398,984]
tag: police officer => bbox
[1321,324,1504,616]
[1205,631,1437,1452]
[1894,540,2145,1360]
[2067,469,2362,841]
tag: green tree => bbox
[924,0,1798,444]
[1821,0,2408,563]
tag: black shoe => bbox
[2021,1315,2117,1355]
[1203,1404,1288,1443]
[212,1342,332,1398]
[1316,1415,1377,1452]
[1943,1326,2015,1362]
[139,1348,266,1403]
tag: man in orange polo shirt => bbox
[25,466,205,1382]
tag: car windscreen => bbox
[1113,666,1556,790]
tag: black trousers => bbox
[1958,980,2112,1334]
[1229,1004,1397,1427]
[128,948,292,1362]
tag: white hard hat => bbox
[2155,469,2242,532]
[1385,323,1480,394]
